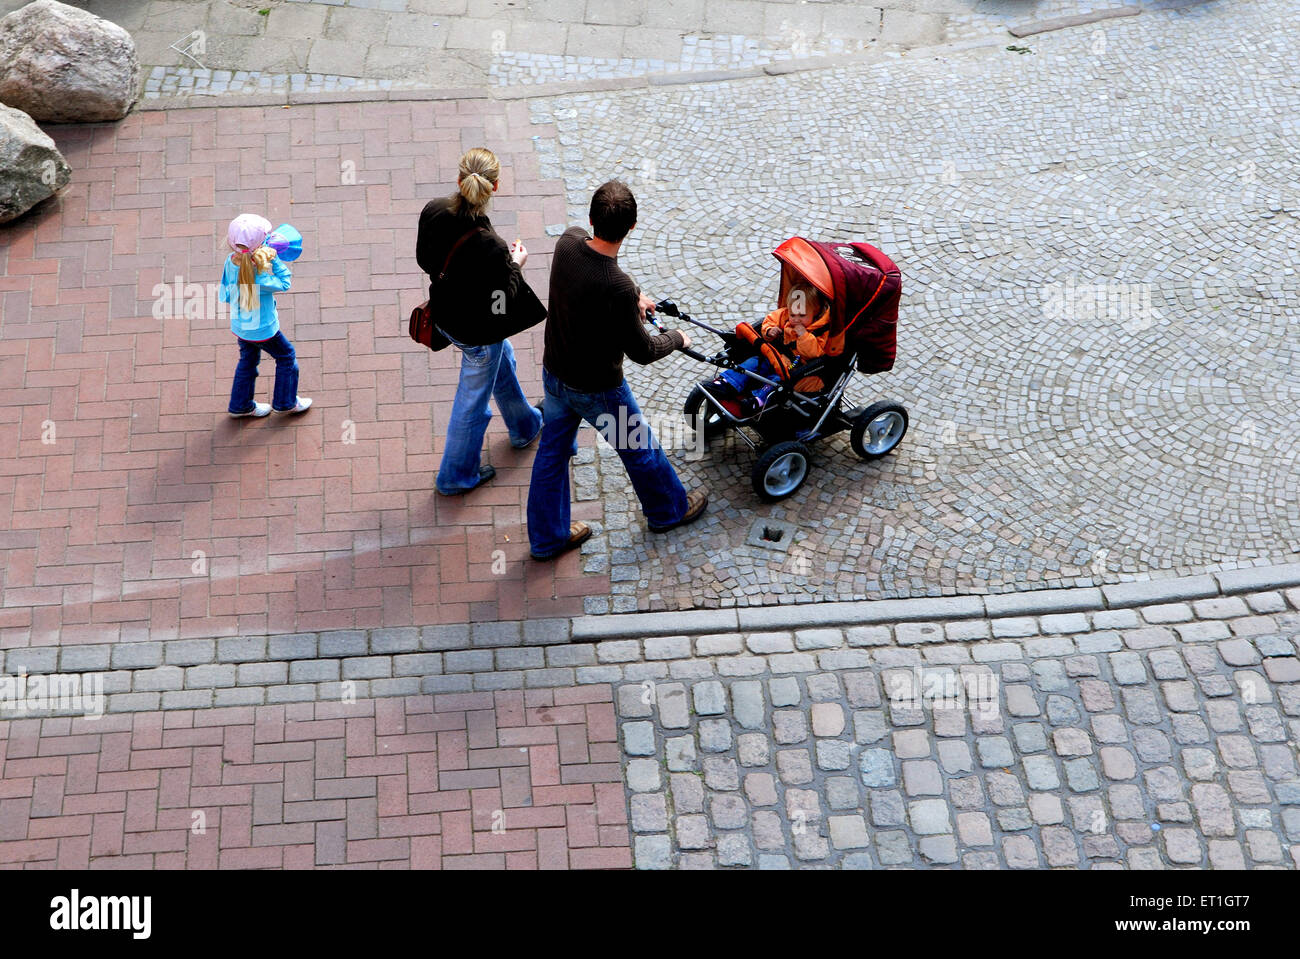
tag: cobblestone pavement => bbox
[612,586,1300,869]
[0,97,600,642]
[0,686,630,869]
[0,0,1168,98]
[528,0,1300,613]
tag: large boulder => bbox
[0,102,71,223]
[0,0,140,123]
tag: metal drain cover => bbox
[746,517,796,552]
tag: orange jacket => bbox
[760,305,841,360]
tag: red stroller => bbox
[656,237,908,501]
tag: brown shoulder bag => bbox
[408,226,484,351]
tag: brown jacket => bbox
[542,227,683,394]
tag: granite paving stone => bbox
[744,773,779,807]
[976,736,1015,768]
[698,719,732,753]
[908,800,952,836]
[859,749,896,789]
[776,750,814,785]
[870,790,906,827]
[902,760,943,797]
[773,710,808,744]
[816,740,852,771]
[737,733,771,767]
[938,740,974,774]
[825,777,860,810]
[703,757,741,791]
[666,735,698,771]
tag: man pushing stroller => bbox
[527,180,709,561]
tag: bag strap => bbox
[437,225,487,282]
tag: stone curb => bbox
[582,561,1300,640]
[1008,6,1143,39]
[137,86,490,111]
[735,596,986,631]
[1101,575,1221,609]
[5,561,1299,715]
[492,76,645,99]
[983,587,1104,618]
[647,67,766,85]
[1216,563,1300,596]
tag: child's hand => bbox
[763,326,781,342]
[790,321,807,338]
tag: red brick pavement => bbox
[0,100,609,644]
[0,685,630,869]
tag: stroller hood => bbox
[773,237,901,374]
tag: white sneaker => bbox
[230,402,272,418]
[275,397,312,414]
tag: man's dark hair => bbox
[590,180,637,242]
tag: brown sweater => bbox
[543,227,683,393]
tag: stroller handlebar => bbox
[648,298,733,363]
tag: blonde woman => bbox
[416,148,546,495]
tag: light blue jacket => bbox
[219,251,292,341]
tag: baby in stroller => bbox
[708,282,843,417]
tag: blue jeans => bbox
[436,333,543,494]
[527,368,689,557]
[720,356,777,400]
[229,331,299,413]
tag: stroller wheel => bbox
[752,440,812,502]
[684,385,731,448]
[851,401,909,461]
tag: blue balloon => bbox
[267,223,303,261]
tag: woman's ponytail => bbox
[451,147,501,218]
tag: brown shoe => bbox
[648,489,709,533]
[531,522,592,561]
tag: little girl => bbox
[219,213,312,418]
